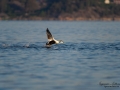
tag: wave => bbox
[0,42,120,51]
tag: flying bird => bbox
[46,28,63,47]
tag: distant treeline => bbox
[0,0,120,20]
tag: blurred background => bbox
[0,0,120,20]
[1,1,120,90]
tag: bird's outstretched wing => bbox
[46,28,54,41]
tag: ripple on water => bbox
[0,42,120,51]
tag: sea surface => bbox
[0,21,120,90]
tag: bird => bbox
[46,28,63,47]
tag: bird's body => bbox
[46,28,63,47]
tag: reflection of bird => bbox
[46,28,63,47]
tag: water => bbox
[0,21,120,90]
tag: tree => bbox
[25,0,39,13]
[0,0,8,13]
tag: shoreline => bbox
[1,17,120,21]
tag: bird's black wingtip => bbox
[46,28,50,32]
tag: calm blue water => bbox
[0,21,120,90]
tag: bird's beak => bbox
[61,41,64,43]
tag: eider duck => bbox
[46,28,63,47]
